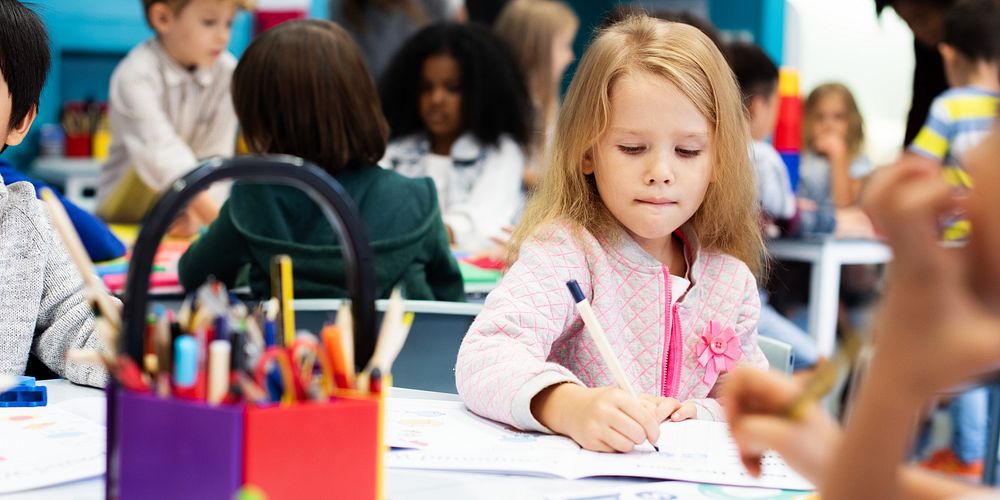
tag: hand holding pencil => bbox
[527,280,670,453]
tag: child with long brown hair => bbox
[178,19,464,301]
[456,15,767,453]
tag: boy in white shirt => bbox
[97,0,249,236]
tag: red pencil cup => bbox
[114,390,381,499]
[64,133,92,157]
[243,394,380,498]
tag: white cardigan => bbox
[381,132,524,253]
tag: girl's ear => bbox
[582,149,595,175]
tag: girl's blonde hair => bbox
[802,83,865,160]
[495,0,579,144]
[511,15,764,278]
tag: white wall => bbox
[785,0,915,165]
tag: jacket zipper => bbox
[662,231,693,398]
[660,267,683,397]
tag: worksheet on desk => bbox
[547,479,813,500]
[0,405,106,493]
[385,399,813,491]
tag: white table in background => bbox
[29,157,102,213]
[766,237,892,356]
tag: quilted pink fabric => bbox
[455,222,767,432]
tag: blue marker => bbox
[214,315,230,342]
[264,320,276,347]
[173,335,198,389]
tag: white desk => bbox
[766,238,892,356]
[29,157,102,213]
[7,381,659,499]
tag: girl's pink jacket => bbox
[456,222,767,432]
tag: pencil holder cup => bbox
[107,156,381,500]
[64,133,91,157]
[243,395,379,498]
[115,391,244,499]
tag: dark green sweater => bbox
[178,166,465,301]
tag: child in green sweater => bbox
[178,19,464,301]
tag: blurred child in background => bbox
[97,0,250,236]
[726,123,1000,498]
[179,20,464,301]
[904,0,1000,477]
[494,0,578,189]
[379,23,532,254]
[728,40,818,371]
[907,0,999,242]
[798,83,874,237]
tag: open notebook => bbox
[386,398,813,491]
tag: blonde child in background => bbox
[455,16,768,453]
[769,83,878,348]
[798,83,874,237]
[725,125,1000,499]
[494,0,579,189]
[97,0,250,236]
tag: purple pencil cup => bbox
[115,389,244,499]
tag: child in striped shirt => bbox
[905,0,1000,478]
[908,0,999,241]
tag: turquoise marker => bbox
[173,335,198,389]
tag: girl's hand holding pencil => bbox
[530,383,664,453]
[534,280,699,453]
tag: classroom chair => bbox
[295,299,482,394]
[756,336,794,375]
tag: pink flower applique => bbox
[696,320,742,386]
